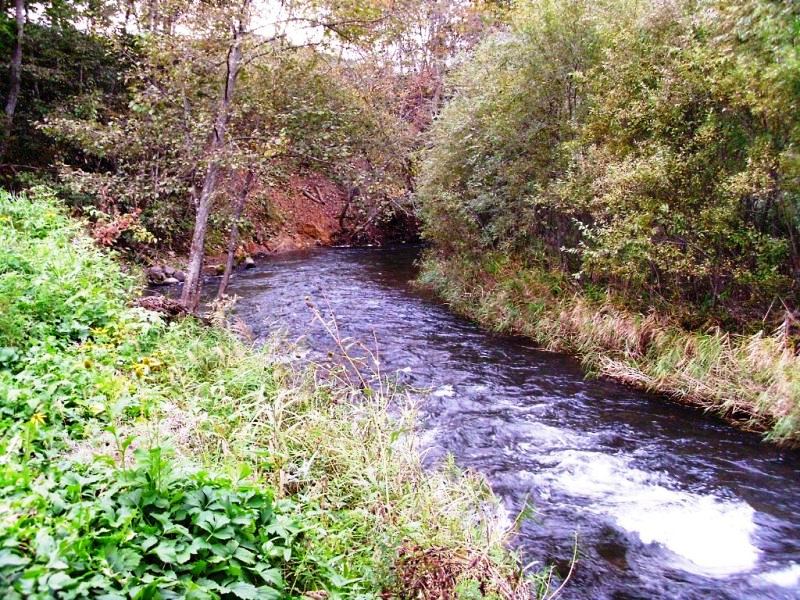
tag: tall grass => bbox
[419,251,800,447]
[92,319,545,597]
[0,188,548,598]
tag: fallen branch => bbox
[302,188,325,205]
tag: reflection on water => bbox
[212,247,800,600]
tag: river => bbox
[210,246,800,599]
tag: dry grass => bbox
[396,544,532,599]
[420,253,800,446]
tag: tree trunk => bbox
[1,0,25,162]
[218,169,255,299]
[181,0,251,311]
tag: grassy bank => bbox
[0,188,547,598]
[419,252,800,447]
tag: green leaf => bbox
[0,551,30,569]
[254,586,283,600]
[106,547,142,572]
[254,564,283,587]
[233,547,256,565]
[34,530,55,558]
[140,536,159,551]
[154,542,178,564]
[47,571,74,590]
[226,581,258,599]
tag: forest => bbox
[1,0,799,598]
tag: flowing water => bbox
[210,247,800,599]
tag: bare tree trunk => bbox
[181,0,251,311]
[218,169,255,299]
[1,0,25,162]
[146,0,158,31]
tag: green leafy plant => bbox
[0,449,299,599]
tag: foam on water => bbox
[534,450,760,577]
[756,563,800,588]
[516,422,586,451]
[432,384,455,398]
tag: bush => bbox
[419,0,800,328]
[0,188,132,360]
[0,449,298,599]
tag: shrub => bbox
[419,0,800,328]
[0,188,132,360]
[0,449,298,599]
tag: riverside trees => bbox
[21,0,411,309]
[3,0,503,309]
[419,0,800,330]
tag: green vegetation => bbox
[41,43,409,253]
[0,11,129,175]
[2,0,501,306]
[418,0,800,443]
[420,252,800,444]
[0,188,543,598]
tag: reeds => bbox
[420,253,800,446]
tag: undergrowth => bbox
[0,188,548,598]
[419,251,800,447]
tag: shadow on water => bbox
[201,246,800,600]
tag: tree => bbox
[35,0,490,311]
[181,0,252,310]
[1,0,25,161]
[418,0,800,328]
[217,168,254,299]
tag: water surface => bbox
[214,247,800,599]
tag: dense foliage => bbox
[420,0,800,329]
[0,11,130,180]
[2,450,300,598]
[40,39,410,252]
[0,189,539,597]
[0,189,301,598]
[0,1,429,260]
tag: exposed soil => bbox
[248,173,349,254]
[148,170,418,276]
[221,170,417,259]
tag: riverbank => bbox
[0,188,543,598]
[419,251,800,447]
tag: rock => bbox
[163,265,176,277]
[162,277,180,285]
[244,256,255,269]
[174,271,186,282]
[146,266,165,284]
[136,295,188,321]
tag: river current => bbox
[208,247,800,599]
